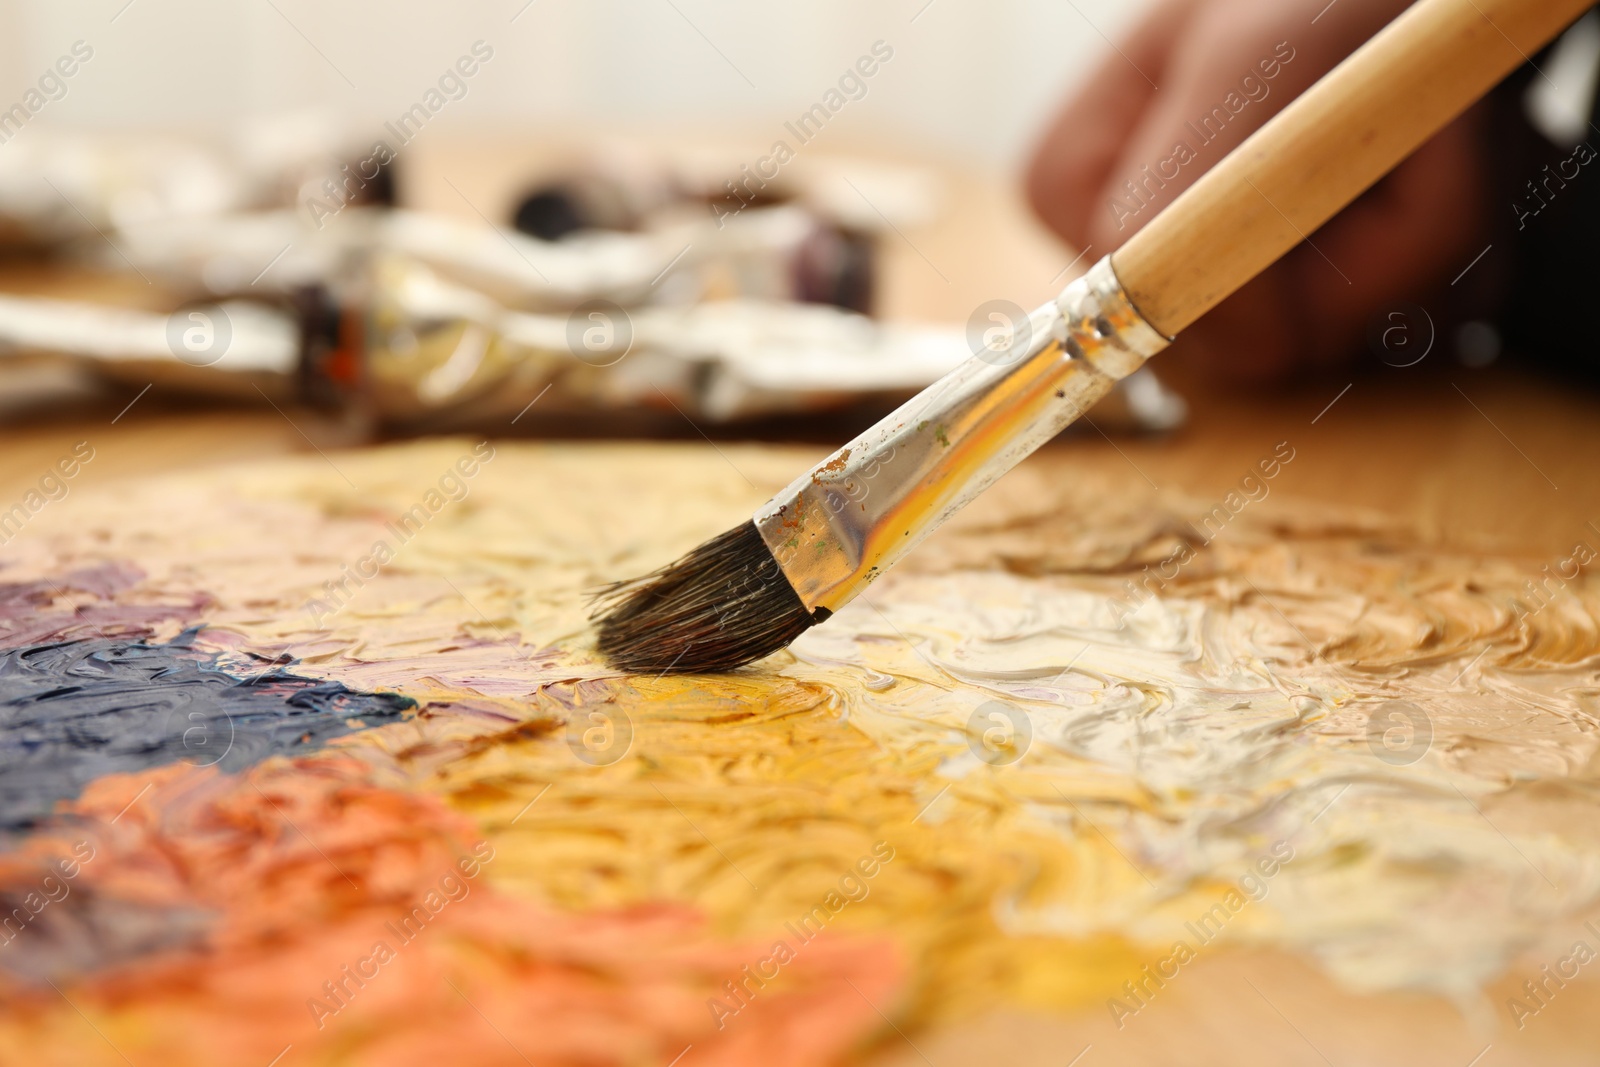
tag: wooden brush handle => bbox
[1112,0,1593,338]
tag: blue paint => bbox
[0,628,415,831]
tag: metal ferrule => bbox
[754,254,1170,615]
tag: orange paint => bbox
[0,754,902,1067]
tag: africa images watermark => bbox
[1513,139,1596,231]
[1506,920,1600,1031]
[1108,441,1298,626]
[304,40,496,228]
[306,840,497,1030]
[1108,839,1296,1029]
[0,441,97,548]
[0,41,95,146]
[711,40,895,228]
[1107,41,1296,233]
[303,442,496,625]
[706,841,896,1032]
[1509,535,1596,627]
[0,841,97,949]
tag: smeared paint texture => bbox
[0,441,1598,1064]
[0,757,903,1066]
[0,561,208,647]
[0,629,415,831]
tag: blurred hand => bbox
[1026,0,1493,383]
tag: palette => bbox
[1,438,1597,1065]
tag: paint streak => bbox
[2,440,1599,1061]
[0,562,208,646]
[0,756,903,1067]
[0,628,414,831]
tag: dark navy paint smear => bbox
[0,628,415,831]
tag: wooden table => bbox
[7,131,1594,558]
[3,133,1597,1066]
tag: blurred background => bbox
[1,0,1597,557]
[2,0,1138,170]
[0,0,1197,445]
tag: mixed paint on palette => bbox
[0,439,1598,1065]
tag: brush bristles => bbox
[590,520,823,674]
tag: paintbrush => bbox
[593,0,1591,674]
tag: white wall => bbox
[3,0,1152,170]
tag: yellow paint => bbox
[5,437,1600,1061]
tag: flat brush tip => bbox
[590,520,822,674]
